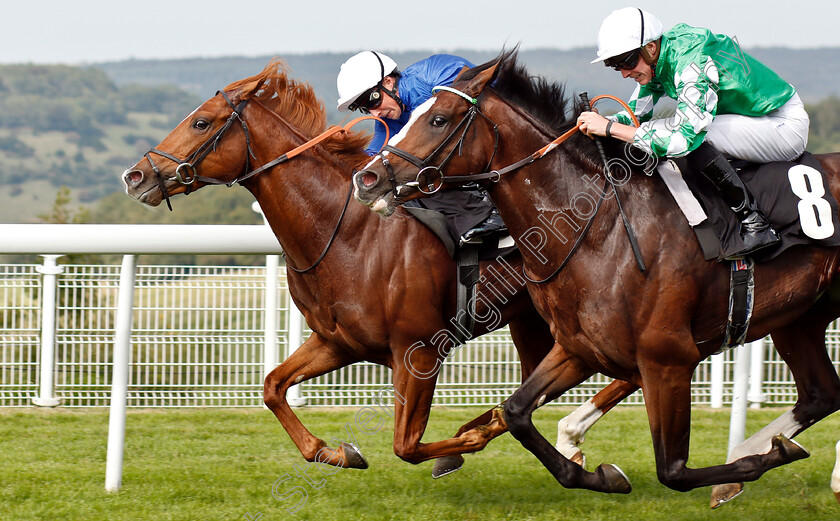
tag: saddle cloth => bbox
[658,152,840,262]
[403,205,517,261]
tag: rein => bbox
[382,88,645,281]
[144,90,388,207]
[143,90,389,273]
[284,180,355,274]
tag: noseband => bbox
[379,87,499,197]
[143,91,256,210]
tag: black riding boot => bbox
[459,208,507,245]
[689,144,780,257]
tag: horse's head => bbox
[353,57,504,216]
[124,59,343,209]
[123,90,255,207]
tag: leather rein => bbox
[142,90,388,273]
[380,87,644,281]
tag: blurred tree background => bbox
[1,54,840,265]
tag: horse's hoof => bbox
[772,435,809,463]
[595,463,631,494]
[432,455,464,479]
[341,443,369,469]
[710,482,743,509]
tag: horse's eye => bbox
[431,115,447,127]
[193,119,210,131]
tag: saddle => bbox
[403,206,517,344]
[659,151,840,349]
[659,152,840,262]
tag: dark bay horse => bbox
[353,51,840,502]
[120,59,639,476]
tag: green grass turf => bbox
[1,406,838,520]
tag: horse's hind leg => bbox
[263,333,366,468]
[555,380,639,467]
[429,308,556,478]
[710,310,840,506]
[505,343,631,493]
[388,346,511,468]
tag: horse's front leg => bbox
[640,353,808,494]
[263,333,367,468]
[426,308,560,479]
[555,379,640,467]
[505,343,632,493]
[388,347,509,468]
[429,405,507,478]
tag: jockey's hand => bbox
[576,110,608,138]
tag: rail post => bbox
[105,254,137,492]
[32,254,63,407]
[748,337,766,409]
[728,342,752,456]
[264,254,280,385]
[710,352,724,409]
[286,293,307,407]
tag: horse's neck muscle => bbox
[246,130,353,270]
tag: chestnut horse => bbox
[353,51,840,503]
[120,60,638,476]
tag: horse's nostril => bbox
[361,172,378,187]
[124,170,144,185]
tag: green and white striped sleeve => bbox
[632,57,720,157]
[609,83,660,127]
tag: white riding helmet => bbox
[590,7,663,64]
[336,51,399,112]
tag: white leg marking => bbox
[831,440,840,498]
[555,400,603,462]
[726,410,802,462]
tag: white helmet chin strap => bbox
[366,51,406,112]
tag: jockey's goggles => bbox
[604,49,641,71]
[348,86,384,114]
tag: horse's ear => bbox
[462,62,499,98]
[229,91,243,105]
[454,65,471,81]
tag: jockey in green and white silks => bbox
[609,22,808,163]
[579,7,811,257]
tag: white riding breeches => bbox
[705,93,810,163]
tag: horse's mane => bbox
[470,49,581,134]
[224,59,371,167]
[470,50,612,162]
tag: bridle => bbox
[140,89,388,273]
[378,86,499,198]
[374,84,647,279]
[144,90,256,210]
